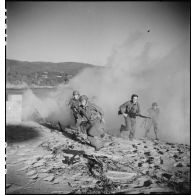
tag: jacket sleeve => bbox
[68,99,72,108]
[92,103,104,116]
[119,101,129,114]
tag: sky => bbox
[6,1,190,66]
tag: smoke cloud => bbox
[21,31,190,145]
[22,86,75,125]
[70,31,190,144]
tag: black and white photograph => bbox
[5,1,190,194]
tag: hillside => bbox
[6,121,190,194]
[6,59,102,87]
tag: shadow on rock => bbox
[6,124,40,144]
[41,121,92,147]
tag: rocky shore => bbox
[6,121,190,194]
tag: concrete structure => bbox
[6,95,22,123]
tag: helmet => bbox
[79,95,88,102]
[73,90,79,96]
[152,102,158,107]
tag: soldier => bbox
[119,94,141,140]
[144,102,160,140]
[68,90,81,126]
[78,95,105,151]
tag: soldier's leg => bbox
[124,116,131,139]
[87,120,105,137]
[144,119,152,138]
[73,112,78,125]
[153,124,159,140]
[129,118,136,139]
[86,121,104,150]
[76,116,86,132]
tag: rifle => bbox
[118,110,151,119]
[135,114,151,119]
[73,106,91,122]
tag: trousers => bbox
[144,118,158,139]
[124,116,136,139]
[85,119,105,150]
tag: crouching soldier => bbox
[78,95,105,151]
[144,102,160,140]
[68,90,82,128]
[119,94,141,140]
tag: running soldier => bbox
[68,90,82,127]
[144,102,160,140]
[78,95,105,151]
[119,94,141,140]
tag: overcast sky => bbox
[6,1,190,66]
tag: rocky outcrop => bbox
[6,121,190,194]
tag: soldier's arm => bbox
[119,101,129,114]
[68,99,73,108]
[95,104,104,116]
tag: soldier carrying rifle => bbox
[144,102,160,140]
[68,90,83,129]
[78,95,105,151]
[118,94,150,141]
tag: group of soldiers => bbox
[68,90,160,151]
[68,90,105,151]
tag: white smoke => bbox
[69,31,190,144]
[21,31,190,144]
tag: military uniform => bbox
[79,101,105,150]
[68,98,80,123]
[144,107,160,139]
[119,100,140,139]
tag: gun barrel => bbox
[136,114,151,119]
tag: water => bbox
[6,87,58,99]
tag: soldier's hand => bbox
[123,113,128,118]
[101,118,105,123]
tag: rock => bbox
[26,170,37,176]
[40,168,50,173]
[13,157,28,164]
[106,171,137,183]
[25,159,37,165]
[31,155,42,161]
[143,180,153,187]
[6,183,12,189]
[33,161,45,168]
[44,154,54,159]
[174,162,183,167]
[144,151,150,156]
[39,173,49,178]
[43,175,55,182]
[52,178,63,184]
[28,173,38,180]
[158,151,164,155]
[146,157,154,164]
[162,173,172,180]
[138,162,142,167]
[160,157,163,164]
[17,165,29,171]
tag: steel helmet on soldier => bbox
[152,102,158,107]
[73,90,80,96]
[79,95,88,102]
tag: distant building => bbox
[41,75,48,79]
